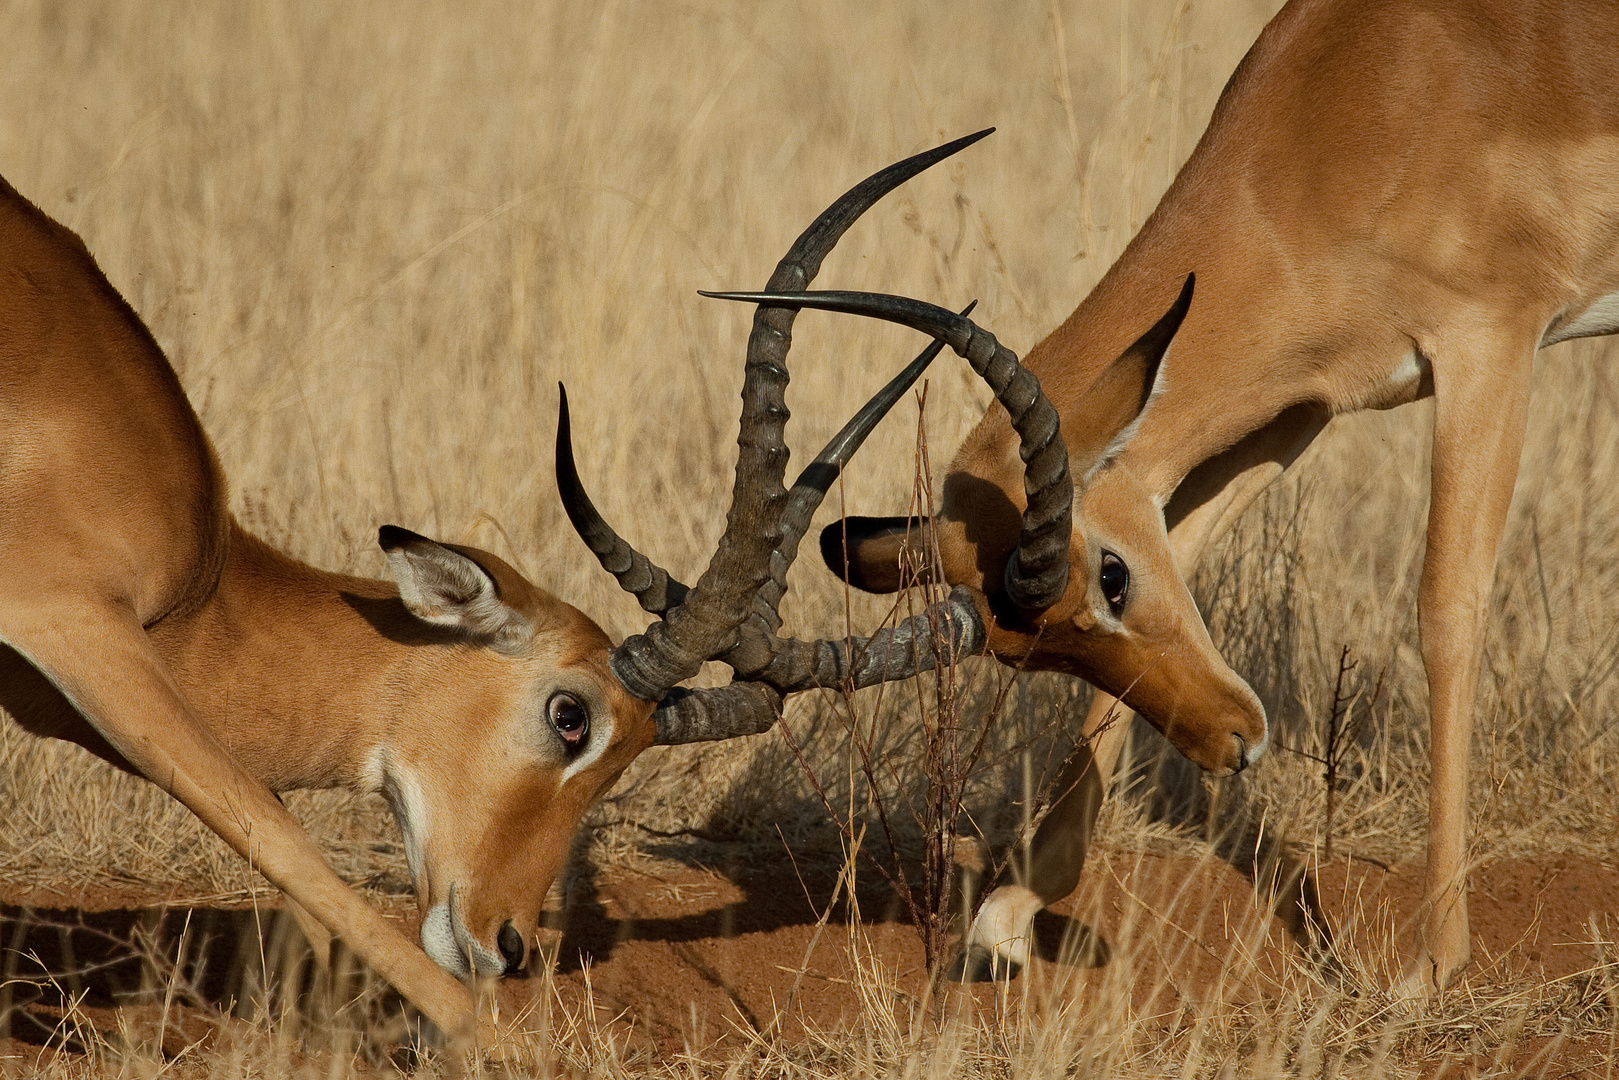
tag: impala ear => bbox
[1069,273,1193,478]
[379,525,533,653]
[820,516,942,594]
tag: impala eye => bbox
[1099,551,1129,612]
[548,692,589,750]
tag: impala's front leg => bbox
[954,700,1129,979]
[0,601,485,1043]
[1401,326,1535,997]
[959,407,1328,979]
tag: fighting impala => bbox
[709,0,1619,996]
[0,134,988,1042]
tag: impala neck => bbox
[147,522,467,794]
[1024,2,1488,504]
[1035,199,1319,500]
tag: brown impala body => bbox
[0,135,989,1042]
[723,0,1619,996]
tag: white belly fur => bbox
[1542,289,1619,347]
[1354,349,1432,411]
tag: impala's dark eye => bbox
[548,692,589,749]
[1099,551,1129,612]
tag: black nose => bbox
[497,920,525,975]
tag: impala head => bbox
[735,276,1266,776]
[1034,461,1268,775]
[369,130,999,982]
[375,526,656,977]
[989,276,1265,773]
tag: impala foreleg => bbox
[0,601,483,1042]
[1400,330,1535,998]
[962,409,1331,980]
[957,692,1129,979]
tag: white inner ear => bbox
[385,544,532,653]
[1084,345,1171,486]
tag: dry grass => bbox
[2,0,1618,1075]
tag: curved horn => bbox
[701,289,1073,614]
[560,313,984,745]
[752,300,976,632]
[555,309,965,626]
[555,385,689,615]
[723,584,987,696]
[650,683,781,746]
[602,129,994,702]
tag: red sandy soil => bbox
[0,850,1613,1076]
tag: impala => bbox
[705,0,1619,996]
[0,133,989,1043]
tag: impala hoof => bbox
[1391,955,1457,1006]
[1393,938,1471,1003]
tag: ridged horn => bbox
[555,385,688,615]
[603,130,994,704]
[556,309,964,627]
[751,300,976,633]
[560,309,986,730]
[651,683,781,746]
[555,132,996,744]
[699,289,1072,614]
[721,584,988,694]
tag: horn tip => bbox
[556,384,573,434]
[700,290,800,305]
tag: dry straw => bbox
[0,0,1616,1075]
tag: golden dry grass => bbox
[1,0,1618,1076]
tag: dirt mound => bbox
[0,851,1614,1075]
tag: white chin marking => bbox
[421,890,507,978]
[966,884,1044,968]
[421,903,471,978]
[1243,711,1270,766]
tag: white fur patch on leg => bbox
[966,884,1045,970]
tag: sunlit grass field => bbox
[2,1,1617,1075]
